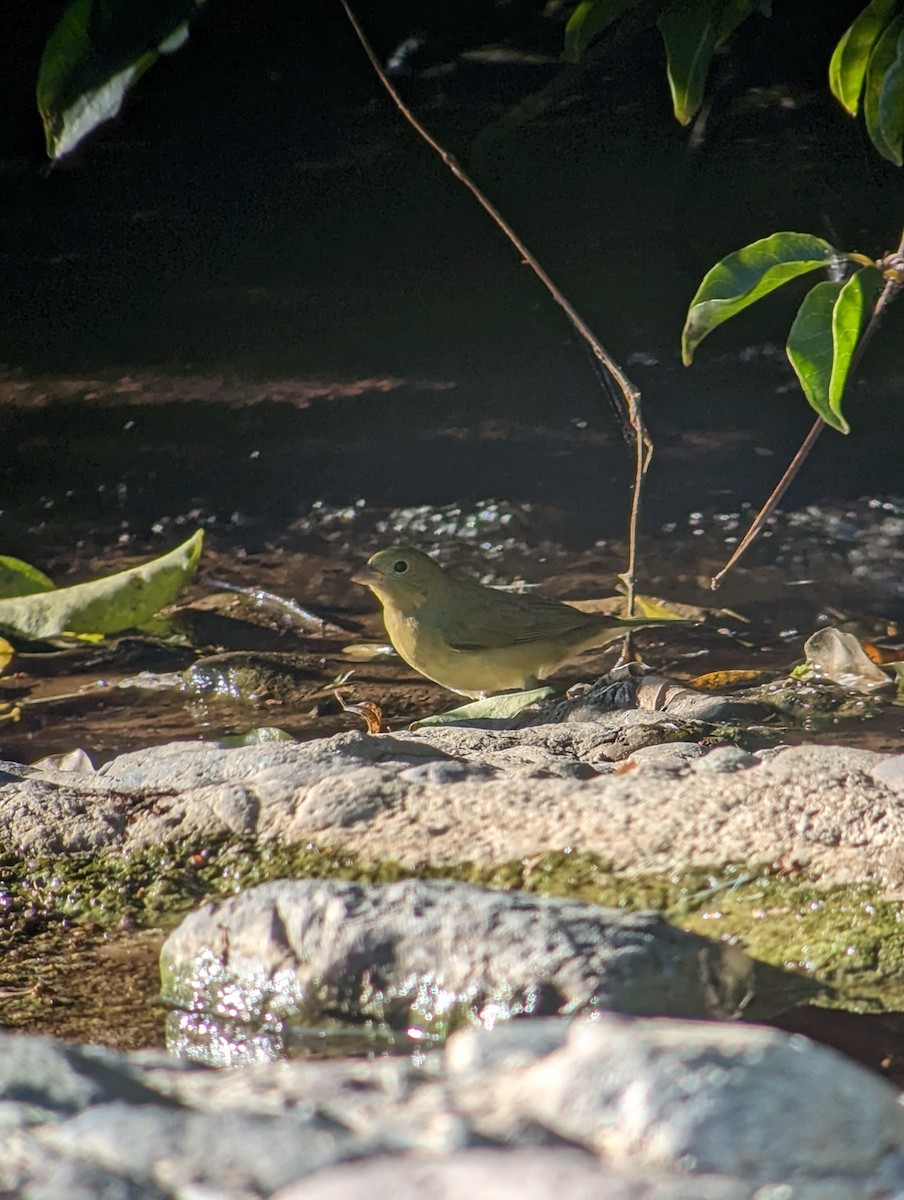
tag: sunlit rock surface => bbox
[1,729,902,889]
[3,1017,904,1199]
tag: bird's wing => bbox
[441,592,594,650]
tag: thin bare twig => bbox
[338,0,652,612]
[711,230,904,590]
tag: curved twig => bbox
[338,0,652,611]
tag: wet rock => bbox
[160,878,768,1066]
[548,670,773,726]
[183,651,325,704]
[3,1016,904,1199]
[748,675,887,723]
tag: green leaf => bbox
[657,0,721,125]
[864,13,904,164]
[563,0,640,63]
[878,26,904,164]
[829,0,899,116]
[830,266,882,413]
[412,687,556,728]
[0,557,56,599]
[37,0,205,160]
[682,232,838,364]
[715,0,758,51]
[0,531,203,640]
[786,281,847,432]
[784,269,880,434]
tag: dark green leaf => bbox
[878,26,904,164]
[829,266,883,413]
[829,0,899,116]
[657,0,720,125]
[785,269,882,435]
[715,0,757,51]
[37,0,205,160]
[787,282,847,432]
[864,12,904,164]
[563,0,640,63]
[682,232,837,364]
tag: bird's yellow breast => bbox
[381,602,569,697]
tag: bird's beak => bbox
[351,565,380,588]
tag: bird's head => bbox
[352,546,446,610]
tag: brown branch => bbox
[338,0,652,612]
[711,230,904,589]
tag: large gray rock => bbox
[3,1016,904,1200]
[0,729,902,888]
[447,1017,904,1182]
[272,1149,753,1200]
[159,878,797,1066]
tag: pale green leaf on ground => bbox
[0,530,203,641]
[829,0,899,115]
[412,686,556,728]
[0,557,56,599]
[682,232,837,364]
[864,13,904,164]
[786,281,847,432]
[563,0,638,63]
[37,0,204,160]
[657,0,720,125]
[829,266,882,413]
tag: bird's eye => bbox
[393,559,409,574]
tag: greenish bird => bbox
[353,545,674,698]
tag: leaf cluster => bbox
[566,0,904,164]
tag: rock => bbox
[159,878,789,1066]
[0,730,901,888]
[3,1016,903,1199]
[272,1149,752,1200]
[457,1017,904,1179]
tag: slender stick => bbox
[338,0,652,612]
[711,232,904,589]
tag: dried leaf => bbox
[335,690,387,733]
[688,669,772,690]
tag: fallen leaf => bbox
[688,669,773,690]
[412,686,555,727]
[335,690,387,733]
[0,530,203,640]
[341,642,398,660]
[0,556,55,599]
